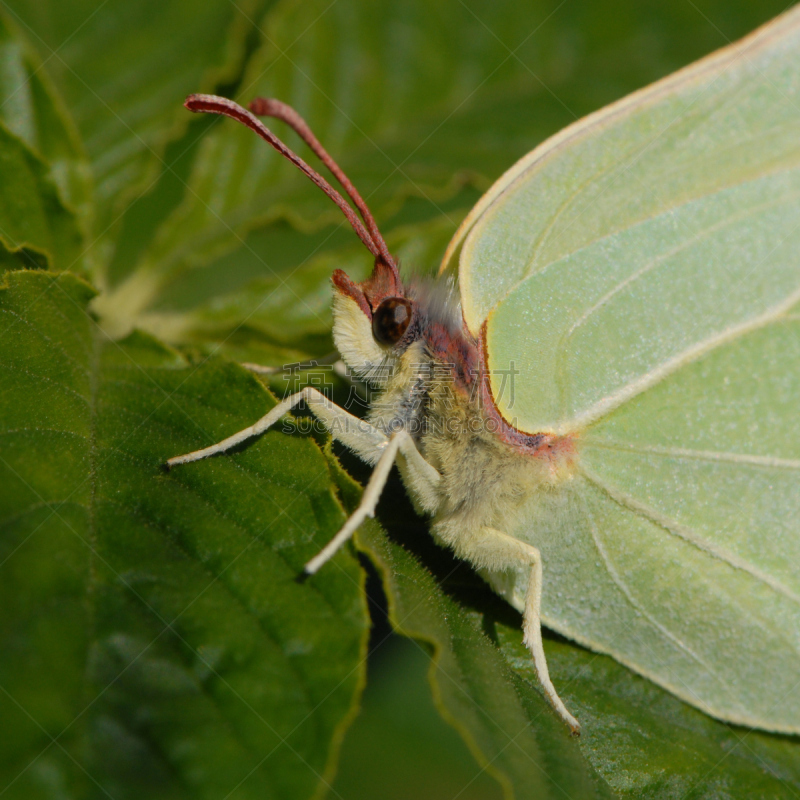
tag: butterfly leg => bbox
[166,391,441,576]
[394,440,442,515]
[304,430,413,574]
[457,527,580,734]
[166,386,387,468]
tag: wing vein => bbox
[567,293,800,432]
[581,465,800,610]
[584,439,800,470]
[560,188,800,348]
[525,77,744,278]
[580,493,726,693]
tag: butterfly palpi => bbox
[169,7,800,734]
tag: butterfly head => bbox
[330,254,422,383]
[183,94,463,388]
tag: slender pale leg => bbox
[302,431,443,572]
[395,439,441,514]
[240,356,342,376]
[167,387,387,468]
[305,430,410,574]
[167,391,443,577]
[458,526,580,734]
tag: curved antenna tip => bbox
[181,92,399,282]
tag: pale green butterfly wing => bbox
[443,6,800,345]
[449,7,800,732]
[493,318,800,731]
[497,320,800,731]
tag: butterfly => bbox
[168,6,800,735]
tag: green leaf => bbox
[5,1,800,797]
[332,636,506,800]
[0,13,85,272]
[1,0,271,244]
[498,622,800,798]
[0,12,91,245]
[0,270,368,799]
[0,125,82,272]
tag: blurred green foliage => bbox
[0,1,797,799]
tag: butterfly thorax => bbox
[394,341,569,539]
[333,280,575,543]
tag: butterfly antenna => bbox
[185,94,396,271]
[249,97,395,270]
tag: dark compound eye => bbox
[372,297,413,345]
